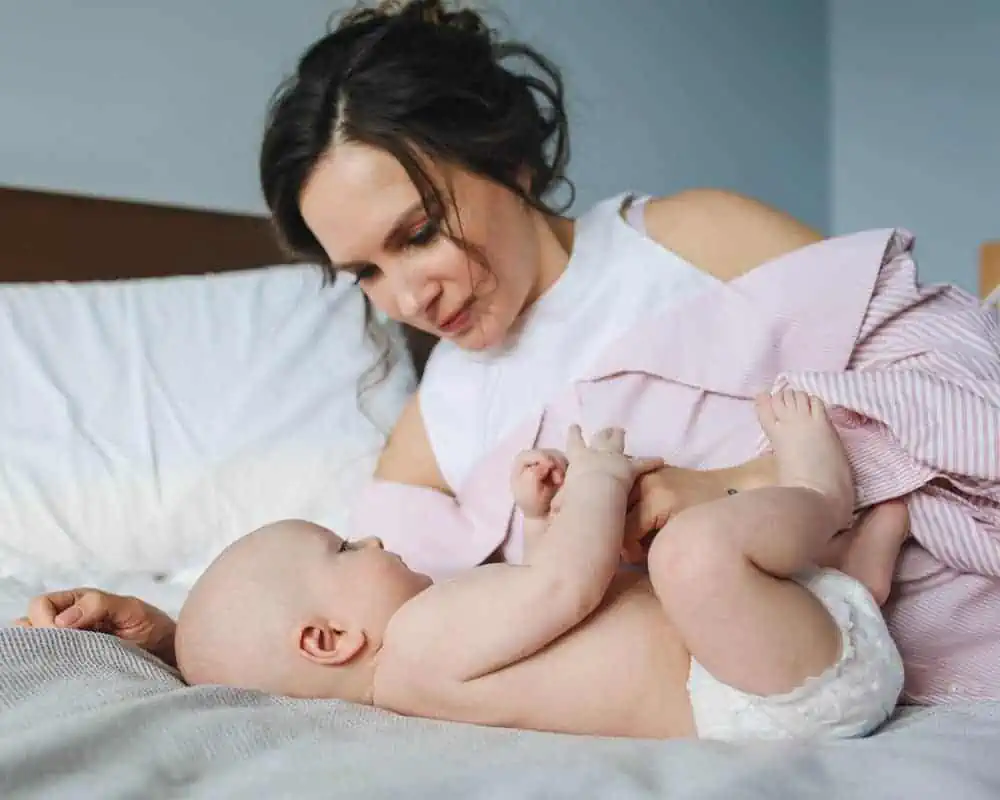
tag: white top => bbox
[419,192,716,491]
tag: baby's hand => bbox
[564,426,663,491]
[512,449,569,518]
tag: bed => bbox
[1,186,999,799]
[983,241,1000,306]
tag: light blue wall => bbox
[4,3,992,289]
[830,0,1000,290]
[0,0,334,213]
[0,1,830,228]
[502,0,830,229]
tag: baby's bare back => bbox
[374,571,695,739]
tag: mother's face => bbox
[300,142,543,351]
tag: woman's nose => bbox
[360,536,384,551]
[396,274,439,319]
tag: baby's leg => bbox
[648,390,854,696]
[818,500,909,606]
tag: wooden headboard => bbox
[0,184,435,373]
[982,241,1000,299]
[0,185,287,282]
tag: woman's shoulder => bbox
[374,392,453,493]
[639,188,823,282]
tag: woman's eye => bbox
[407,219,439,247]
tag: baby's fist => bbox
[512,449,568,519]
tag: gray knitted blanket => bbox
[1,627,998,799]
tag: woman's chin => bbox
[454,334,492,352]
[448,317,506,352]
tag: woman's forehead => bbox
[301,144,425,257]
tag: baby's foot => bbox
[755,389,855,530]
[837,500,909,606]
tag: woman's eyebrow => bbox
[329,201,424,271]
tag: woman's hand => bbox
[622,464,758,564]
[14,588,177,666]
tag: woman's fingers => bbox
[26,591,75,627]
[27,589,105,630]
[621,539,647,566]
[625,484,672,542]
[629,456,665,476]
[60,590,117,628]
[624,502,651,544]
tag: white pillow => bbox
[0,266,413,577]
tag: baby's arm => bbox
[393,428,634,684]
[520,516,549,558]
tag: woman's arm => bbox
[374,394,453,496]
[643,189,823,283]
[359,395,494,576]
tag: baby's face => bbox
[302,526,433,630]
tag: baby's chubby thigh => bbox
[643,511,903,740]
[644,503,845,699]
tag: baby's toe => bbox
[755,392,779,428]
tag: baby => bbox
[176,390,906,741]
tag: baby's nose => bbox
[361,537,384,550]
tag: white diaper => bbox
[687,568,905,742]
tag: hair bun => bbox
[364,0,490,38]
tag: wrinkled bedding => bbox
[1,625,998,799]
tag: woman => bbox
[19,0,1000,704]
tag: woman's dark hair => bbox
[259,0,573,404]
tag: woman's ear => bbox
[298,620,367,667]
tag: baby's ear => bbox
[298,621,367,667]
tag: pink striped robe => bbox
[351,228,1000,704]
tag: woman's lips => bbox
[438,301,473,335]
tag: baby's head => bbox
[175,519,430,701]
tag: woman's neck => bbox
[523,212,575,309]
